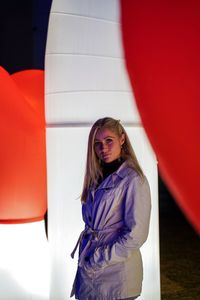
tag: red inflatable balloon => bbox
[0,67,46,223]
[11,70,45,119]
[121,0,200,234]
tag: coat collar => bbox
[91,161,133,191]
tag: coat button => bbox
[84,234,89,239]
[88,216,92,222]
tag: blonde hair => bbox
[81,117,144,203]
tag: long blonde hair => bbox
[81,117,144,203]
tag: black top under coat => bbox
[99,157,125,184]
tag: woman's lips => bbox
[102,153,110,160]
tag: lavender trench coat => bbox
[71,161,151,300]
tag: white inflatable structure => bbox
[45,1,160,299]
[0,221,50,300]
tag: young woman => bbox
[71,117,151,300]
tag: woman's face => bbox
[94,128,125,163]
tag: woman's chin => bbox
[102,157,113,163]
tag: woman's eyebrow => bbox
[94,135,115,141]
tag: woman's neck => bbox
[101,157,125,180]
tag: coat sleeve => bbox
[89,175,151,268]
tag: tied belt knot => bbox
[71,225,122,259]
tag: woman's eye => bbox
[106,139,113,144]
[94,142,101,148]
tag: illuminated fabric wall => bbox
[45,1,160,299]
[0,222,50,300]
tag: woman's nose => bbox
[100,142,108,151]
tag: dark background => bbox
[0,0,52,73]
[1,1,199,299]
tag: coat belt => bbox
[71,225,123,259]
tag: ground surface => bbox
[159,179,200,300]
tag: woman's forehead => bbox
[95,128,116,140]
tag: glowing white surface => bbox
[50,0,119,21]
[45,0,140,125]
[46,13,122,57]
[0,221,50,300]
[45,55,131,94]
[46,92,140,125]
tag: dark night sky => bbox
[0,0,52,73]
